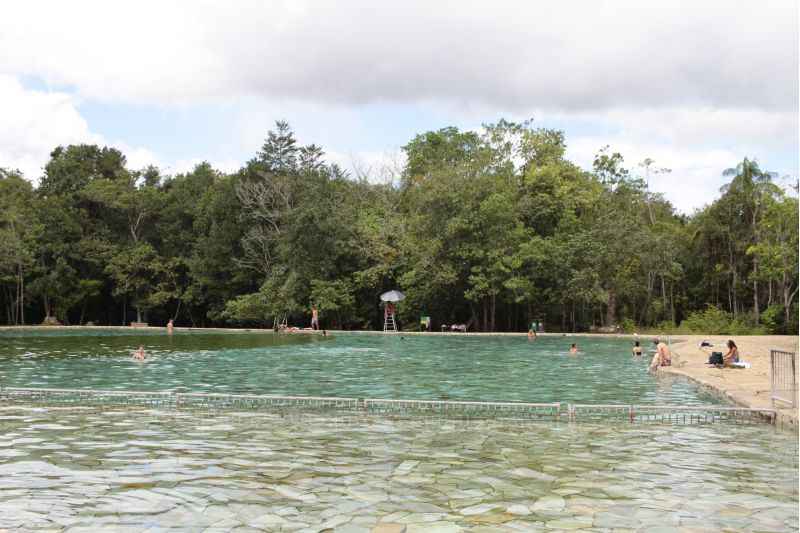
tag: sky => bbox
[0,0,797,213]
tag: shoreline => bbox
[661,335,799,429]
[0,324,698,340]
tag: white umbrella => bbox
[380,290,405,302]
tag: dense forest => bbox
[1,120,797,333]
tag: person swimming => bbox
[132,346,146,360]
[569,343,578,354]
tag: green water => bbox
[0,329,720,404]
[0,407,796,531]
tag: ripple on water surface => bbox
[1,330,723,404]
[0,406,796,531]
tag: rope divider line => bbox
[0,386,778,424]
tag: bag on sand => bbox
[708,352,723,365]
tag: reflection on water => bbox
[0,406,796,531]
[1,330,722,404]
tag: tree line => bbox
[1,120,797,333]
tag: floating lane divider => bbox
[567,403,777,425]
[0,387,776,424]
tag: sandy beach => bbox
[659,335,799,427]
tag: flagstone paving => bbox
[0,407,796,531]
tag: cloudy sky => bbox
[1,0,797,212]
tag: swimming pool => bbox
[0,329,797,531]
[0,329,721,405]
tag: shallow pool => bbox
[0,330,721,404]
[0,407,796,531]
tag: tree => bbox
[0,170,41,324]
[105,243,162,324]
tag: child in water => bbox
[569,343,578,354]
[132,346,146,360]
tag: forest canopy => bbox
[1,120,797,334]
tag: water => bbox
[0,329,721,404]
[0,407,796,531]
[0,329,797,531]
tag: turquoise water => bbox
[0,407,796,531]
[0,329,720,404]
[0,329,797,531]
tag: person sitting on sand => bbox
[132,346,146,360]
[723,340,739,366]
[649,340,671,372]
[569,343,578,354]
[632,340,642,357]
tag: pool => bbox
[0,407,796,531]
[0,329,721,405]
[1,329,796,532]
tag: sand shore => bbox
[658,335,799,428]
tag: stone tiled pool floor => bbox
[0,407,797,532]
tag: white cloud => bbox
[558,106,798,212]
[0,75,101,179]
[0,1,795,211]
[0,75,227,181]
[567,136,739,213]
[0,1,795,111]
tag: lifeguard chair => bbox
[380,290,404,332]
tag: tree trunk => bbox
[727,233,737,317]
[783,272,799,334]
[752,206,760,323]
[19,265,24,325]
[605,289,617,327]
[670,282,676,324]
[136,306,142,323]
[490,294,496,332]
[482,299,488,332]
[753,261,759,323]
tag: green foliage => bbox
[681,305,766,335]
[759,304,784,335]
[619,318,637,333]
[2,124,798,334]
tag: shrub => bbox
[619,318,637,333]
[760,304,784,334]
[681,305,766,335]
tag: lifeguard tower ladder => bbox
[383,312,397,332]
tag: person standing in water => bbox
[311,305,319,330]
[569,343,578,354]
[133,346,146,360]
[632,340,642,357]
[167,319,174,334]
